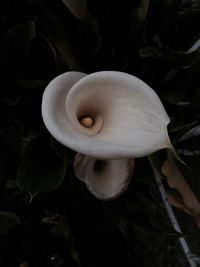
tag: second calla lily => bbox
[74,154,134,199]
[42,71,173,159]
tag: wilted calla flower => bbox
[42,71,173,159]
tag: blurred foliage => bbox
[0,0,200,266]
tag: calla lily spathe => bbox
[74,154,134,199]
[42,71,173,160]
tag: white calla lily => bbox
[42,71,173,160]
[74,154,134,199]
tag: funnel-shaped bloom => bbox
[74,154,134,199]
[42,71,173,160]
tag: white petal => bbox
[74,153,134,200]
[42,71,87,144]
[42,71,172,159]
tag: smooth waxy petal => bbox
[42,71,172,159]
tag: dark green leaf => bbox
[139,46,164,58]
[0,21,36,73]
[170,120,200,133]
[33,0,81,72]
[0,137,21,181]
[176,124,200,142]
[140,45,200,69]
[175,124,200,154]
[17,79,43,90]
[16,136,66,198]
[0,211,20,235]
[0,64,20,104]
[0,118,24,152]
[177,9,200,50]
